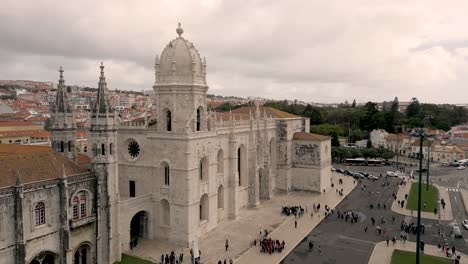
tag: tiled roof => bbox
[77,153,91,164]
[0,121,36,127]
[214,107,299,121]
[231,107,299,118]
[293,132,330,141]
[0,130,49,139]
[0,145,87,188]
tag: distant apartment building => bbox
[370,129,388,148]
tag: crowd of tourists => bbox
[259,238,285,254]
[282,206,305,217]
[160,251,183,264]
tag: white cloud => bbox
[0,0,467,103]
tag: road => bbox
[282,163,468,264]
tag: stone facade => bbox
[0,24,331,263]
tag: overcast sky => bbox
[1,0,467,104]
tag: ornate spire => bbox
[93,62,113,114]
[176,22,184,37]
[54,66,72,113]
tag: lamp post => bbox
[426,139,433,191]
[416,130,424,264]
[410,125,434,264]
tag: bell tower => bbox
[50,66,77,162]
[89,63,121,263]
[153,23,208,133]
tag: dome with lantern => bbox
[154,23,207,86]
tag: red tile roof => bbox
[77,153,91,164]
[0,121,36,127]
[293,132,330,141]
[0,145,87,188]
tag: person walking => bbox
[308,240,314,251]
[225,239,229,251]
[364,226,368,232]
[294,220,297,229]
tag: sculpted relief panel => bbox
[294,143,320,166]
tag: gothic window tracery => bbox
[128,140,140,159]
[35,202,46,226]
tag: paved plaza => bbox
[127,172,356,264]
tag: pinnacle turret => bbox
[93,62,114,114]
[53,66,72,113]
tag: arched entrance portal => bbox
[30,251,57,264]
[130,211,148,249]
[73,243,91,264]
[259,168,269,200]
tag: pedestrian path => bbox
[446,187,460,192]
[235,175,356,263]
[368,240,466,264]
[129,173,357,264]
[391,178,453,221]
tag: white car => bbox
[368,175,379,181]
[457,166,466,170]
[463,220,468,230]
[386,171,398,177]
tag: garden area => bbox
[391,250,453,264]
[406,182,439,213]
[116,254,154,264]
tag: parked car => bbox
[331,167,336,172]
[353,173,365,179]
[368,175,379,181]
[416,168,427,173]
[457,166,466,170]
[462,220,468,230]
[336,168,345,173]
[386,171,398,177]
[359,171,369,177]
[442,163,449,167]
[453,225,463,238]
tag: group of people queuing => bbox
[336,210,359,223]
[160,251,183,264]
[282,206,305,217]
[259,238,285,254]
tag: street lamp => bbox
[409,127,434,264]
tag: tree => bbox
[352,99,356,108]
[331,132,340,147]
[405,97,421,118]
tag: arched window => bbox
[101,143,105,155]
[218,185,224,209]
[68,141,71,152]
[199,157,208,181]
[60,141,64,153]
[166,110,172,132]
[200,194,208,222]
[217,149,224,173]
[161,199,170,226]
[93,144,97,156]
[164,163,170,186]
[72,192,88,220]
[237,148,241,186]
[109,143,113,155]
[72,196,79,220]
[196,108,201,131]
[35,202,46,226]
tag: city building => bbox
[0,24,332,263]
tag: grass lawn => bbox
[391,250,452,264]
[116,254,154,264]
[406,182,439,213]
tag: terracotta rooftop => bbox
[0,129,50,139]
[214,106,299,121]
[0,145,87,188]
[293,132,331,141]
[0,120,37,127]
[77,153,91,164]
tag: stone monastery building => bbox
[0,24,331,264]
